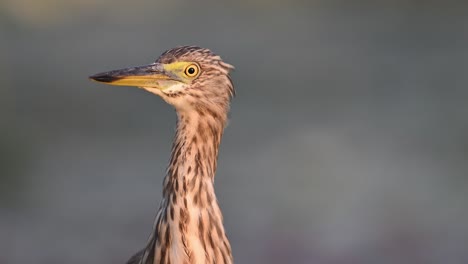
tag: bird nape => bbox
[89,46,235,264]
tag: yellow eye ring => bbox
[184,64,200,77]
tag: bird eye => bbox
[184,64,199,77]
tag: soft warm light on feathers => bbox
[90,46,235,264]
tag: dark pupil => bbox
[187,67,195,74]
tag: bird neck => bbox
[151,110,233,264]
[167,110,225,185]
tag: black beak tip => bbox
[89,73,119,83]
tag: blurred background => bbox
[1,0,468,263]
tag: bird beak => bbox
[89,63,171,89]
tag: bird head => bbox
[90,46,235,116]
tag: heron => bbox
[89,46,235,264]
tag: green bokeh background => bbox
[1,1,468,263]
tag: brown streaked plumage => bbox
[89,46,235,264]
